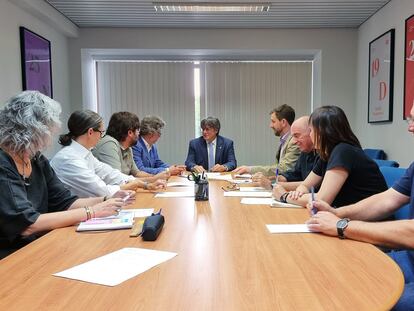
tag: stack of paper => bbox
[155,192,194,198]
[266,224,314,233]
[206,173,233,181]
[223,191,272,198]
[53,247,177,286]
[76,209,154,232]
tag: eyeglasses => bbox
[94,129,106,138]
[221,182,240,192]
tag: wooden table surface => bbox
[0,178,404,310]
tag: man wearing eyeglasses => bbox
[93,112,168,182]
[306,105,414,310]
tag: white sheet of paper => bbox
[240,186,267,192]
[155,192,194,198]
[266,224,314,233]
[53,248,177,286]
[223,191,272,197]
[206,173,233,181]
[241,198,274,205]
[270,201,303,208]
[234,174,252,179]
[229,179,252,184]
[167,181,194,187]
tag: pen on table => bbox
[310,186,318,215]
[122,193,131,203]
[275,168,279,185]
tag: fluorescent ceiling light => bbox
[153,2,270,13]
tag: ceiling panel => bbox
[45,0,390,28]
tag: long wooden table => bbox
[0,178,404,310]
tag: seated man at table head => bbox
[233,104,300,176]
[0,91,132,258]
[132,115,186,176]
[185,116,237,173]
[93,112,169,181]
[306,105,414,311]
[50,110,165,198]
[254,116,319,191]
[273,105,387,208]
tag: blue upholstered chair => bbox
[364,148,386,160]
[374,159,400,168]
[379,166,410,220]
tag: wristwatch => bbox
[336,218,350,239]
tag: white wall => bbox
[356,0,414,167]
[68,28,357,122]
[0,0,73,157]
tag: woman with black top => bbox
[273,105,387,207]
[0,91,134,259]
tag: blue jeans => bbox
[389,250,414,311]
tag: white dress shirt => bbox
[50,140,134,198]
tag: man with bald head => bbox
[254,116,318,190]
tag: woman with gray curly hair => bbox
[0,91,133,259]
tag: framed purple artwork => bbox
[20,27,53,98]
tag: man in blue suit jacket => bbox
[185,117,237,173]
[132,116,186,175]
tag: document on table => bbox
[233,174,252,179]
[223,191,272,197]
[205,173,233,181]
[229,179,252,184]
[155,192,194,198]
[241,198,275,205]
[266,224,315,233]
[53,247,177,286]
[167,181,194,187]
[240,186,267,192]
[76,209,154,232]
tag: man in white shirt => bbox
[51,110,165,198]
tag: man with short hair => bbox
[233,104,300,176]
[132,115,186,175]
[306,105,414,310]
[255,116,319,190]
[185,117,237,173]
[93,112,168,181]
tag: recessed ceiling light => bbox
[153,2,270,13]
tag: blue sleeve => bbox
[152,146,169,170]
[393,163,414,197]
[222,140,237,171]
[185,141,197,171]
[132,143,167,175]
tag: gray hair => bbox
[201,117,221,134]
[0,91,62,157]
[140,115,165,136]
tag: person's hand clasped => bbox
[111,190,136,205]
[272,184,287,200]
[92,198,124,218]
[211,164,227,172]
[252,172,272,190]
[288,190,305,201]
[233,166,251,174]
[169,165,186,175]
[148,179,167,190]
[193,165,206,173]
[306,211,340,235]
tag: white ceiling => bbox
[45,0,391,29]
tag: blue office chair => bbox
[374,159,400,168]
[364,148,386,160]
[379,166,410,220]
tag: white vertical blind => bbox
[96,61,195,165]
[96,61,312,166]
[203,62,312,166]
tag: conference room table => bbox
[0,176,404,310]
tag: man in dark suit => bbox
[185,117,237,173]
